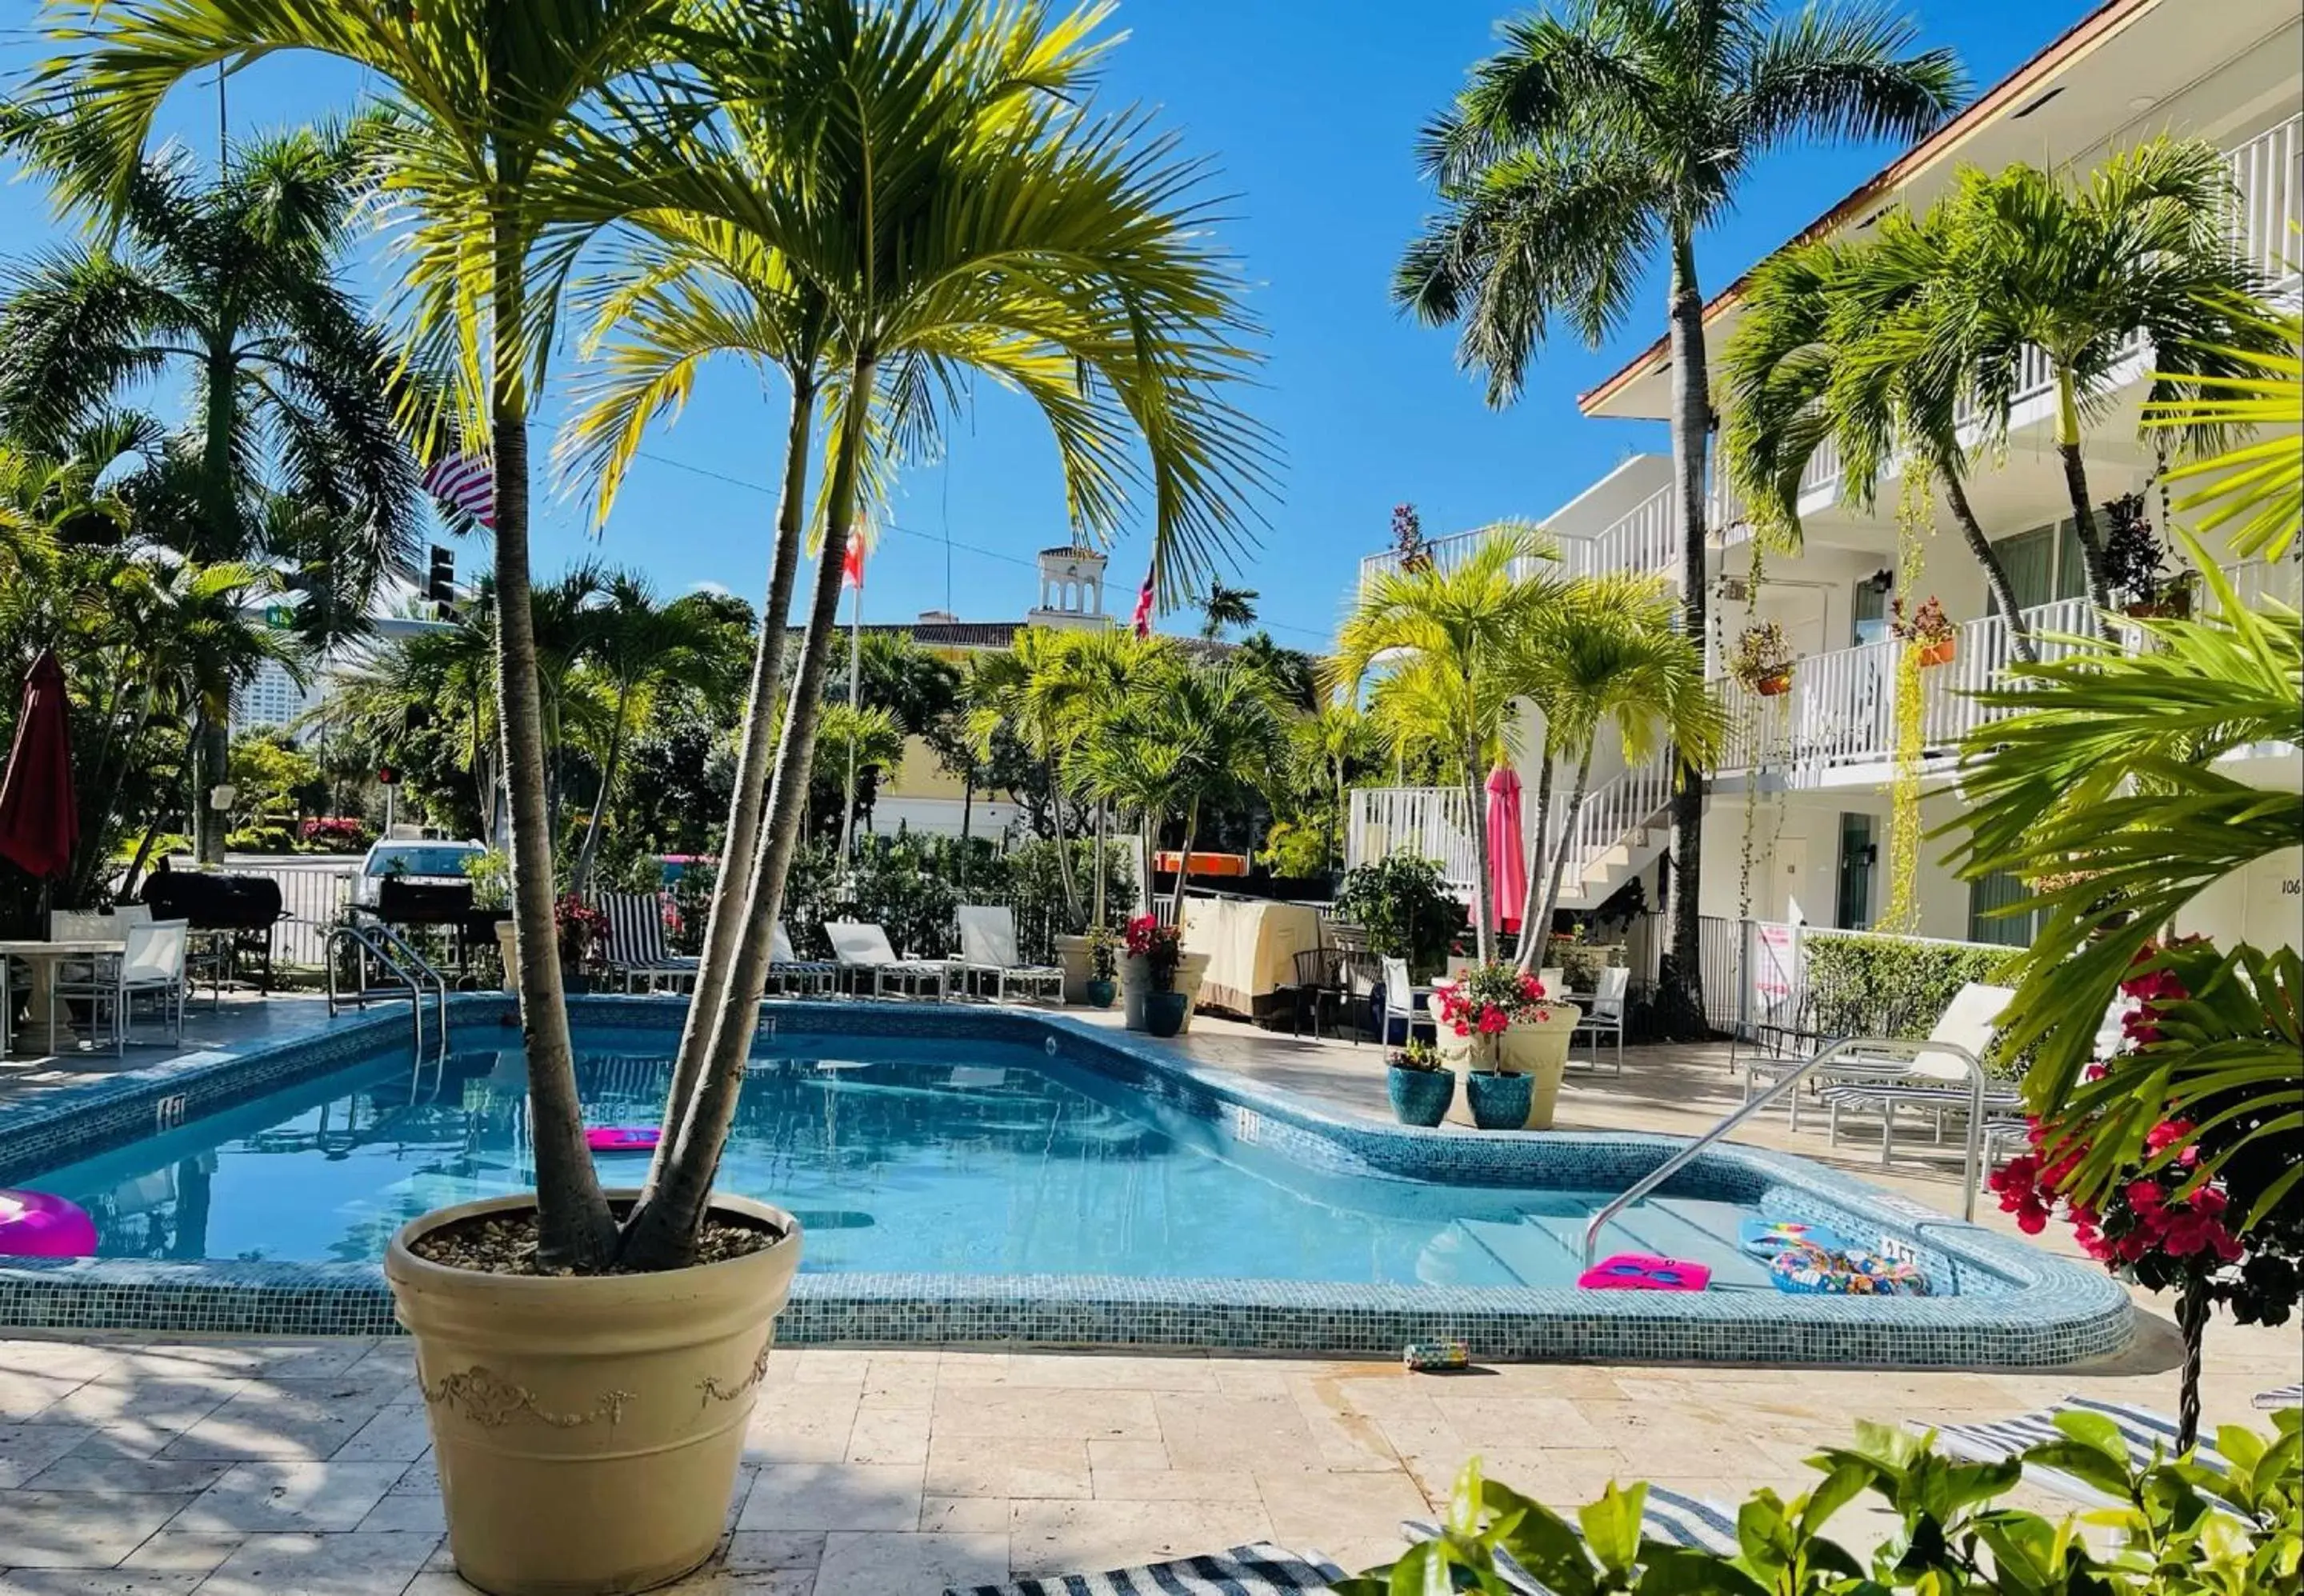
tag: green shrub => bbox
[1344,1410,2302,1595]
[1334,854,1465,978]
[1804,932,2020,1057]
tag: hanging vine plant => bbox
[1879,474,1934,932]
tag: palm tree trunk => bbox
[1092,801,1108,926]
[1464,746,1493,965]
[1047,754,1080,926]
[1511,734,1558,973]
[638,387,814,1202]
[1170,800,1198,922]
[192,715,230,863]
[490,264,615,1274]
[1662,226,1712,1039]
[622,355,874,1270]
[1942,473,2037,666]
[2053,371,2114,634]
[1537,746,1597,938]
[569,681,631,898]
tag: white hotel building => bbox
[1347,0,2302,989]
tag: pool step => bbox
[1451,1200,1776,1290]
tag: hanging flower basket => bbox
[1755,668,1794,698]
[1892,595,1957,669]
[1730,621,1795,698]
[1916,637,1955,669]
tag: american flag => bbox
[422,454,494,529]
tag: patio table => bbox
[0,938,126,1057]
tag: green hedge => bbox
[1803,931,2022,1066]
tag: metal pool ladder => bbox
[326,921,451,1082]
[1579,1036,1990,1270]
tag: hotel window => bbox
[1835,814,1875,930]
[1988,520,2089,618]
[1966,869,2038,948]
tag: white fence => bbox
[1358,484,1684,593]
[1701,914,2015,1042]
[1346,761,1678,904]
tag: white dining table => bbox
[0,938,126,1058]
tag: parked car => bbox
[351,838,488,907]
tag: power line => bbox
[630,446,1329,644]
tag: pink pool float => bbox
[1576,1252,1712,1292]
[585,1126,661,1154]
[0,1190,98,1258]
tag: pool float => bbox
[584,1126,661,1154]
[0,1190,98,1258]
[1738,1217,1850,1258]
[1576,1253,1712,1292]
[1768,1242,1930,1297]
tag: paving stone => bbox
[737,1463,924,1533]
[843,1406,930,1466]
[194,1530,439,1596]
[158,1380,397,1462]
[918,1495,1009,1534]
[166,1461,406,1534]
[814,1530,1006,1596]
[924,1435,1090,1502]
[331,1406,433,1464]
[1008,1498,1274,1577]
[20,1456,230,1496]
[1254,1468,1428,1573]
[0,1492,195,1568]
[0,1571,205,1594]
[742,1386,862,1465]
[355,1491,448,1534]
[0,1424,96,1489]
[930,1386,1158,1442]
[112,1531,246,1575]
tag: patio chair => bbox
[946,1542,1343,1596]
[768,923,839,996]
[2254,1384,2302,1410]
[1924,1393,2250,1510]
[1287,945,1348,1038]
[825,920,950,1000]
[1570,965,1630,1074]
[1378,955,1434,1046]
[950,905,1063,1003]
[599,890,698,994]
[1402,1482,1742,1575]
[1743,982,2014,1134]
[54,918,189,1055]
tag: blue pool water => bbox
[28,1029,1787,1290]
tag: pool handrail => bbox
[324,922,449,1082]
[1579,1035,1988,1269]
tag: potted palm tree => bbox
[26,5,1270,1593]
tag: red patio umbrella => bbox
[1485,764,1526,936]
[0,651,78,881]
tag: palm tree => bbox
[605,0,1269,1268]
[1926,140,2278,620]
[567,576,733,896]
[2143,297,2301,562]
[1334,525,1562,962]
[1198,581,1258,639]
[1396,0,1962,1023]
[1290,697,1377,872]
[1722,223,2042,662]
[0,113,429,859]
[810,702,906,836]
[1520,576,1722,942]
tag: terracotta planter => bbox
[1120,950,1210,1034]
[1916,637,1955,668]
[1754,669,1794,698]
[1387,1065,1454,1126]
[386,1191,802,1596]
[494,922,519,994]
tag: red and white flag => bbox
[422,454,494,530]
[842,536,865,590]
[1130,570,1155,638]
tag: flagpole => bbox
[838,538,864,866]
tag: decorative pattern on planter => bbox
[421,1364,634,1430]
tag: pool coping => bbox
[0,994,2135,1366]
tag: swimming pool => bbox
[0,997,2133,1364]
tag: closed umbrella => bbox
[0,651,78,882]
[1485,765,1526,937]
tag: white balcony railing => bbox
[1346,757,1678,903]
[1716,560,2301,774]
[1358,482,1684,593]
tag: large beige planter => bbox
[1053,934,1094,1005]
[494,921,520,994]
[1442,1004,1581,1129]
[1119,950,1211,1034]
[386,1191,802,1596]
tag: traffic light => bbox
[426,545,457,616]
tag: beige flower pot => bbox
[385,1190,802,1596]
[1119,950,1211,1034]
[1442,1004,1581,1129]
[1053,934,1095,1004]
[494,921,520,994]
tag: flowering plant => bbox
[1433,962,1550,1067]
[1123,914,1183,991]
[554,893,609,967]
[1391,502,1429,572]
[1727,620,1793,690]
[1086,925,1119,982]
[1890,594,1954,645]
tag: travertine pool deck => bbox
[0,996,2295,1592]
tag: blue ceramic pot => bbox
[1084,978,1117,1009]
[1465,1070,1533,1130]
[1386,1066,1454,1127]
[1144,989,1190,1038]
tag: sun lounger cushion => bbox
[945,1542,1343,1595]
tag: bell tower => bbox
[1026,545,1112,630]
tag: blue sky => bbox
[0,1,2094,647]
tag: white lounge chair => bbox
[600,890,698,993]
[1746,982,2018,1138]
[768,923,840,996]
[950,906,1063,1003]
[1926,1394,2244,1509]
[826,920,950,1000]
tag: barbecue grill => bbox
[138,871,286,992]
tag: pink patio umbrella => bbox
[1484,765,1526,936]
